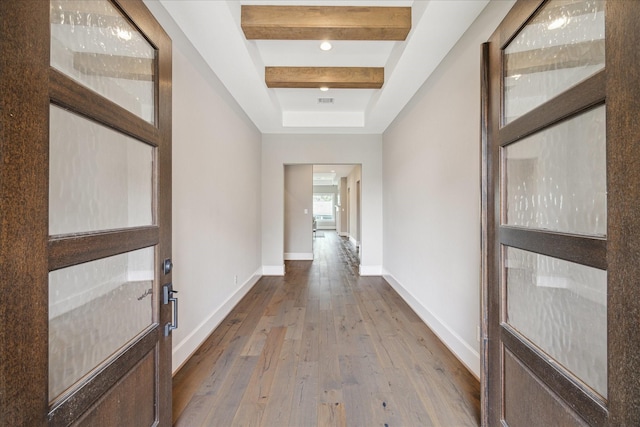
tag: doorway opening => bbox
[283,164,361,268]
[312,165,361,252]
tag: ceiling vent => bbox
[317,97,334,104]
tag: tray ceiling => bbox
[152,0,490,134]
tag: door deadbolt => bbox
[163,258,173,275]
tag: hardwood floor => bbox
[172,231,480,426]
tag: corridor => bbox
[172,231,480,426]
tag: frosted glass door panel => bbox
[505,246,607,397]
[49,105,153,235]
[50,0,156,123]
[504,106,606,236]
[49,247,154,401]
[504,0,605,123]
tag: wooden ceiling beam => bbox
[265,67,384,89]
[241,6,411,41]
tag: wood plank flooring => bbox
[172,231,480,426]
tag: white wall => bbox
[145,2,263,373]
[284,165,313,259]
[382,0,515,378]
[262,134,382,276]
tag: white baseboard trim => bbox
[359,265,382,276]
[338,232,349,237]
[172,268,262,373]
[382,272,480,379]
[349,236,359,246]
[284,252,313,261]
[262,265,285,276]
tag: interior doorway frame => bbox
[282,163,361,271]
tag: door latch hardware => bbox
[163,258,173,275]
[163,283,178,336]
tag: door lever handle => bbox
[163,283,178,336]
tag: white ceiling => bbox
[155,0,490,134]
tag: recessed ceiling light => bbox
[320,41,332,51]
[319,86,329,92]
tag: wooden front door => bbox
[482,0,640,425]
[0,0,173,425]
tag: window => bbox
[313,193,334,220]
